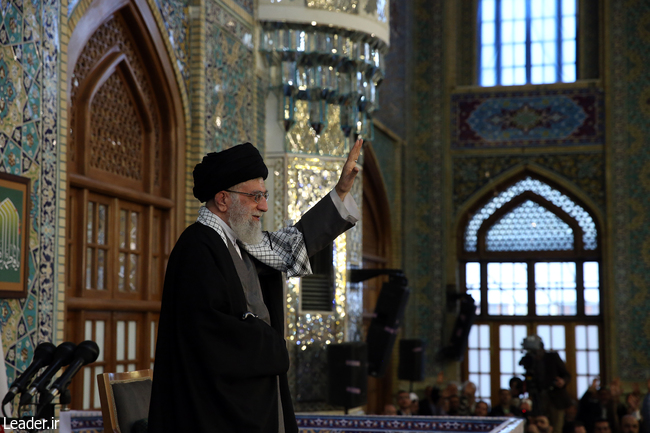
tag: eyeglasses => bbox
[225,190,269,203]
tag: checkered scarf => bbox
[197,206,312,277]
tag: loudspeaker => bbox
[372,280,410,327]
[366,321,397,377]
[366,280,410,377]
[441,293,477,362]
[398,339,425,382]
[327,342,367,409]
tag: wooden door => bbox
[65,0,184,410]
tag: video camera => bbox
[518,335,544,372]
[518,335,544,415]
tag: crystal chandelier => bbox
[260,21,387,139]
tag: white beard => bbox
[228,195,263,244]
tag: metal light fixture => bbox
[260,21,386,138]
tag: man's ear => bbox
[214,191,228,212]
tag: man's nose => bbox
[257,196,268,212]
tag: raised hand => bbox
[610,377,622,399]
[588,377,599,394]
[335,138,363,201]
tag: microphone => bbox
[41,341,100,406]
[2,342,56,406]
[19,342,76,406]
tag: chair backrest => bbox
[97,369,153,433]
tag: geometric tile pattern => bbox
[610,0,650,380]
[296,414,522,433]
[463,177,598,253]
[204,1,255,152]
[451,88,604,149]
[40,0,58,352]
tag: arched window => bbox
[460,175,601,405]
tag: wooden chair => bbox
[97,369,153,433]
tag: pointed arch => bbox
[474,191,589,260]
[67,0,189,139]
[457,164,607,404]
[454,163,604,255]
[64,0,186,410]
[66,0,186,226]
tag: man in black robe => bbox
[148,140,362,433]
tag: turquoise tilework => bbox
[205,2,255,152]
[4,2,22,45]
[369,128,397,208]
[452,153,606,214]
[231,0,253,15]
[404,0,445,377]
[154,0,189,90]
[0,0,54,395]
[611,0,650,379]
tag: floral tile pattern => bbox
[451,88,604,149]
[154,0,189,90]
[404,0,445,376]
[205,1,254,152]
[0,0,56,393]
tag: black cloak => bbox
[148,194,354,433]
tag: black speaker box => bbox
[372,280,410,327]
[398,339,425,382]
[441,293,477,362]
[366,321,397,377]
[326,342,367,408]
[366,280,409,377]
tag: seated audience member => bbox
[490,388,520,417]
[520,398,534,418]
[620,415,639,433]
[618,393,642,422]
[537,415,554,433]
[446,382,460,396]
[510,377,524,409]
[448,395,461,416]
[574,421,588,433]
[528,421,541,433]
[440,394,451,415]
[458,381,477,416]
[594,419,613,433]
[420,386,443,415]
[475,401,489,417]
[410,392,420,415]
[578,380,620,433]
[641,381,650,433]
[563,400,579,433]
[383,404,398,416]
[396,391,413,416]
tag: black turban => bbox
[192,142,268,202]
